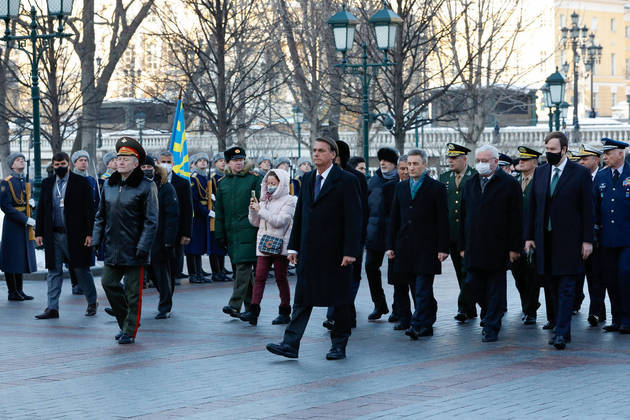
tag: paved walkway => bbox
[1,259,630,419]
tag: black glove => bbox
[136,249,149,260]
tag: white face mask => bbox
[160,163,173,174]
[475,162,492,176]
[267,185,278,194]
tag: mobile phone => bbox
[251,190,256,199]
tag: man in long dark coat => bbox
[34,152,98,319]
[266,137,362,360]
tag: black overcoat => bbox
[526,160,593,276]
[387,176,450,275]
[288,164,362,307]
[151,177,180,256]
[170,172,193,239]
[459,169,523,271]
[35,172,95,269]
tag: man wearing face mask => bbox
[158,150,193,286]
[459,145,522,343]
[525,131,593,350]
[34,152,98,319]
[439,143,478,323]
[141,156,179,319]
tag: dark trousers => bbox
[546,274,578,338]
[510,255,540,317]
[228,262,254,311]
[402,274,436,329]
[601,246,630,325]
[393,276,417,324]
[169,243,184,286]
[148,256,173,314]
[252,255,290,307]
[101,265,143,337]
[4,272,25,294]
[283,304,352,351]
[466,269,506,334]
[573,276,586,312]
[449,241,477,317]
[365,249,389,308]
[585,246,606,320]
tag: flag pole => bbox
[169,87,184,151]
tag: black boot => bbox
[239,304,260,325]
[185,254,196,281]
[6,273,24,301]
[15,274,33,300]
[196,255,212,283]
[272,305,291,325]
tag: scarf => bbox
[382,168,398,180]
[10,170,25,180]
[410,172,426,200]
[74,169,87,177]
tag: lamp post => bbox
[135,112,146,144]
[582,33,602,118]
[544,68,566,132]
[560,101,569,128]
[328,2,401,170]
[293,105,304,157]
[410,97,429,149]
[1,0,74,203]
[541,83,554,132]
[560,11,589,130]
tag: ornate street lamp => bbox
[560,11,589,131]
[135,112,146,144]
[583,33,602,118]
[328,2,402,171]
[293,105,304,157]
[543,69,566,132]
[1,0,75,203]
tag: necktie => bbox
[521,176,530,192]
[455,174,462,188]
[612,169,620,185]
[549,167,560,196]
[480,177,489,192]
[314,174,323,199]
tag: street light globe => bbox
[293,105,304,124]
[541,84,553,109]
[560,101,569,119]
[545,69,566,105]
[327,5,359,53]
[368,6,402,51]
[0,0,20,19]
[135,112,146,129]
[47,0,74,16]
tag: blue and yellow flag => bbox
[169,99,190,179]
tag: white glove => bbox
[29,198,36,208]
[211,194,216,201]
[209,210,216,218]
[26,217,36,227]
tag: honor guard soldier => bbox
[100,151,118,187]
[439,143,478,322]
[574,144,606,324]
[186,153,213,284]
[510,146,542,324]
[291,156,312,197]
[0,153,36,301]
[92,137,158,344]
[594,138,630,333]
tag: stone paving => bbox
[1,258,630,419]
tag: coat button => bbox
[455,209,459,213]
[612,198,615,202]
[455,200,459,204]
[455,191,459,195]
[611,220,615,224]
[456,218,460,222]
[611,209,615,213]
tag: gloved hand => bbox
[26,218,36,227]
[211,194,216,201]
[29,198,36,208]
[209,210,216,218]
[136,249,149,260]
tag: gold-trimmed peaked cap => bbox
[446,143,471,157]
[517,146,541,160]
[574,143,602,157]
[115,137,146,164]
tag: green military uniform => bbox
[439,143,477,320]
[509,146,541,323]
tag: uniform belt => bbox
[200,200,208,205]
[14,206,26,212]
[53,226,66,234]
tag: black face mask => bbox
[546,151,562,166]
[143,169,155,180]
[54,166,68,177]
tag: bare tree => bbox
[0,44,12,176]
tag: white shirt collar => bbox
[554,156,568,172]
[612,163,624,175]
[317,163,333,182]
[591,168,598,180]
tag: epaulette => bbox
[4,176,12,181]
[191,172,198,178]
[217,176,225,182]
[249,171,260,177]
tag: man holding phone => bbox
[215,146,261,318]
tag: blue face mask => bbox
[267,185,278,194]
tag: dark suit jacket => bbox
[527,159,593,276]
[387,175,449,275]
[344,166,368,244]
[459,169,523,271]
[288,164,362,307]
[170,172,193,239]
[35,172,95,269]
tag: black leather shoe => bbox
[523,315,536,325]
[118,334,135,344]
[35,308,59,319]
[115,330,124,340]
[174,279,182,286]
[155,312,171,319]
[387,313,399,323]
[482,332,498,342]
[553,336,566,350]
[394,322,410,331]
[272,314,291,325]
[326,347,346,360]
[175,272,189,279]
[542,321,555,330]
[222,306,240,318]
[266,342,298,358]
[17,291,33,300]
[368,305,389,320]
[587,314,600,326]
[104,307,115,317]
[85,303,98,316]
[404,326,420,340]
[189,275,205,284]
[619,325,630,334]
[603,323,620,332]
[418,327,433,337]
[322,319,334,330]
[201,270,212,277]
[454,313,468,322]
[8,291,24,301]
[203,275,214,283]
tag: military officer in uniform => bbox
[0,153,36,301]
[498,153,513,174]
[439,143,478,322]
[594,138,630,333]
[510,146,542,324]
[211,153,231,280]
[186,153,213,284]
[574,144,606,324]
